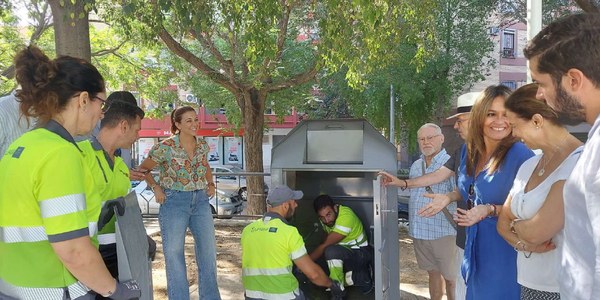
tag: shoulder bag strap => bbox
[422,160,457,230]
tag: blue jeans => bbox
[159,189,221,300]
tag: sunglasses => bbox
[467,183,475,209]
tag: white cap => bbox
[447,92,481,119]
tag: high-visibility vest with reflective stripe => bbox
[77,141,108,247]
[78,141,131,245]
[324,205,368,249]
[0,127,99,296]
[241,215,306,299]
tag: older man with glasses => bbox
[407,123,458,300]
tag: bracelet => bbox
[514,240,525,252]
[400,179,408,191]
[486,203,497,217]
[149,183,158,190]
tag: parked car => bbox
[398,195,409,225]
[211,165,268,201]
[132,180,243,218]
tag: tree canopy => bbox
[103,0,439,213]
[317,0,495,152]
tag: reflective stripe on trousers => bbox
[327,259,345,284]
[0,278,90,300]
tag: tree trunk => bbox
[48,0,91,61]
[243,88,267,215]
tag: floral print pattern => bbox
[148,135,210,191]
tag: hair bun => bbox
[14,46,57,92]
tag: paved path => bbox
[143,218,431,299]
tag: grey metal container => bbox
[271,119,399,300]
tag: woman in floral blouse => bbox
[139,106,221,300]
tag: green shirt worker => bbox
[310,195,374,294]
[0,46,140,299]
[241,186,344,300]
[77,93,151,284]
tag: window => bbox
[501,81,517,90]
[502,29,516,58]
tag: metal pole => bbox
[390,84,395,143]
[527,0,542,83]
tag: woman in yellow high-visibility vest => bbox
[0,46,139,300]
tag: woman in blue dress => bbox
[420,85,533,299]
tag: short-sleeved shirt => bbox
[0,120,94,298]
[561,115,600,300]
[78,137,131,244]
[322,205,368,249]
[446,144,467,249]
[241,212,306,299]
[408,149,457,240]
[509,147,582,293]
[443,146,462,174]
[148,135,210,191]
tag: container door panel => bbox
[373,176,400,300]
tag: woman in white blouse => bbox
[497,83,583,300]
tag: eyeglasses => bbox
[467,183,475,209]
[417,135,440,143]
[72,93,110,113]
[93,95,110,112]
[455,118,470,126]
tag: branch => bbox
[1,65,15,80]
[264,62,320,93]
[158,26,239,93]
[574,0,600,13]
[28,1,52,44]
[190,29,234,81]
[226,21,247,81]
[262,1,291,73]
[91,39,127,57]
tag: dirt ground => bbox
[149,221,428,299]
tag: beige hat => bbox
[447,92,481,119]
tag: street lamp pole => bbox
[527,0,542,83]
[390,84,395,144]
